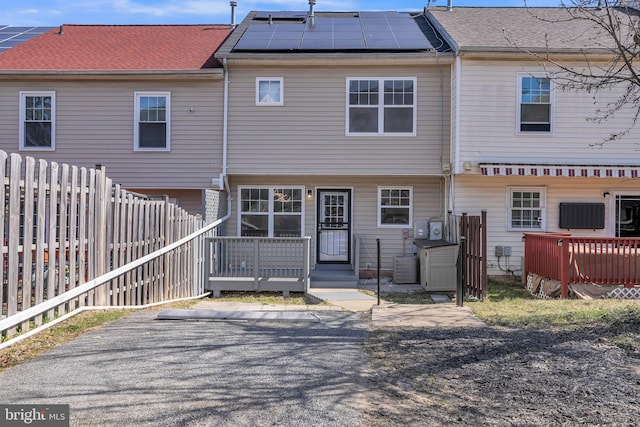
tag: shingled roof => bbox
[427,6,637,54]
[0,24,231,71]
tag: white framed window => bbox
[256,78,284,106]
[378,186,413,227]
[19,91,55,150]
[517,72,554,134]
[239,186,304,237]
[347,77,416,135]
[508,186,546,231]
[134,92,170,151]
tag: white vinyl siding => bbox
[256,77,283,106]
[19,91,55,151]
[0,81,223,189]
[134,92,170,151]
[455,60,640,168]
[226,66,449,176]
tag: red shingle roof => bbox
[0,24,231,70]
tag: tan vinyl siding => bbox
[126,188,205,215]
[0,80,223,189]
[227,175,444,271]
[227,66,450,176]
[453,175,640,275]
[456,60,640,168]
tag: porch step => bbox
[310,267,357,288]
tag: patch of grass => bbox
[381,291,434,304]
[210,291,321,305]
[468,278,640,330]
[0,309,131,373]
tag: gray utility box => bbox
[414,240,458,292]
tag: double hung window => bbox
[239,187,304,237]
[134,92,170,150]
[378,187,413,227]
[347,78,416,135]
[518,73,553,133]
[20,91,55,150]
[508,187,546,231]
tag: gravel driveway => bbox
[0,310,369,426]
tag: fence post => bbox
[94,165,107,305]
[481,210,487,300]
[457,236,465,307]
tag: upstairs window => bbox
[347,78,416,135]
[518,73,553,133]
[134,92,170,151]
[20,91,55,150]
[256,78,283,106]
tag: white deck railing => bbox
[204,236,311,297]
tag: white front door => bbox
[317,190,351,263]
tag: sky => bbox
[4,0,566,26]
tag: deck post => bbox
[559,238,570,298]
[253,239,260,289]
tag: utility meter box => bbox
[429,221,443,240]
[414,220,428,239]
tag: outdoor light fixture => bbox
[307,189,313,198]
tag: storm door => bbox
[317,190,351,263]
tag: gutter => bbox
[0,69,224,81]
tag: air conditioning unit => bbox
[393,256,418,284]
[429,221,443,240]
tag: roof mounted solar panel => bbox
[254,11,307,20]
[0,26,55,52]
[234,11,434,52]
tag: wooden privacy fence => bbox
[524,232,640,298]
[0,151,218,341]
[459,211,487,300]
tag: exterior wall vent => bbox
[559,203,605,229]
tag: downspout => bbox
[222,58,232,217]
[451,55,461,221]
[221,57,229,192]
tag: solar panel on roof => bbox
[234,11,433,52]
[0,26,55,52]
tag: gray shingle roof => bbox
[427,6,637,53]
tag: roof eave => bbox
[459,47,614,60]
[0,69,224,80]
[219,51,455,66]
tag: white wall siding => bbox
[0,80,223,189]
[453,175,640,275]
[227,175,445,271]
[227,65,451,176]
[455,60,640,168]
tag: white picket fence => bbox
[0,151,224,343]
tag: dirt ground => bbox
[361,319,639,426]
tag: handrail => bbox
[0,213,230,333]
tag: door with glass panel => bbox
[615,195,640,237]
[317,190,351,263]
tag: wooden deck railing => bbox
[524,232,640,297]
[204,236,311,297]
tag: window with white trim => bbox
[239,186,303,237]
[256,78,283,106]
[615,195,640,237]
[134,92,170,150]
[20,91,55,150]
[347,78,416,135]
[378,187,413,227]
[517,73,554,133]
[508,187,546,231]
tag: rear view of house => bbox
[0,24,231,218]
[214,8,454,281]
